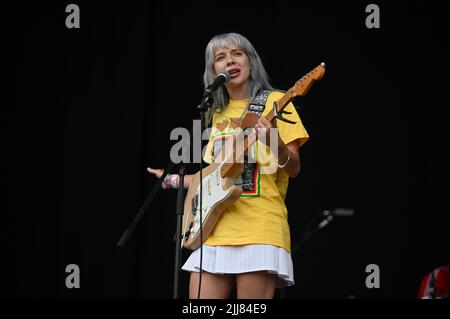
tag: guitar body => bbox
[182,162,243,250]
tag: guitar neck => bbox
[220,63,326,178]
[232,89,291,162]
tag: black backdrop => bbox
[3,1,448,299]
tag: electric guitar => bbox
[182,63,326,250]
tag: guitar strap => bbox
[247,89,271,116]
[234,89,284,194]
[246,89,285,118]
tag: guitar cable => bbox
[197,111,205,299]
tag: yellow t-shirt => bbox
[202,91,309,253]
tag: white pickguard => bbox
[190,166,232,238]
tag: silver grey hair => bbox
[203,33,273,126]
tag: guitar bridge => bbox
[182,229,191,240]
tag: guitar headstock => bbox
[290,62,326,98]
[269,62,326,121]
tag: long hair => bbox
[203,33,273,127]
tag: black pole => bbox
[173,164,186,299]
[116,162,175,248]
[194,95,212,299]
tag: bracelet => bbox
[162,174,179,189]
[277,151,291,168]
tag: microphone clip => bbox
[198,95,214,112]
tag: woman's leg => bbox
[189,271,234,299]
[236,271,277,299]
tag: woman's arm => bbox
[276,138,301,178]
[147,167,194,189]
[254,117,301,178]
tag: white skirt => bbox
[182,244,294,288]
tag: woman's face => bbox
[213,42,251,92]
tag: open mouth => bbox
[228,68,241,79]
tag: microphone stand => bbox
[116,158,187,299]
[173,163,185,299]
[116,92,214,299]
[279,209,335,299]
[291,210,334,255]
[194,94,213,299]
[116,161,177,248]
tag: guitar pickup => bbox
[192,194,198,214]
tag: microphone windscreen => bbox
[218,70,231,82]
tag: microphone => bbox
[318,208,355,229]
[203,70,230,98]
[330,208,355,217]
